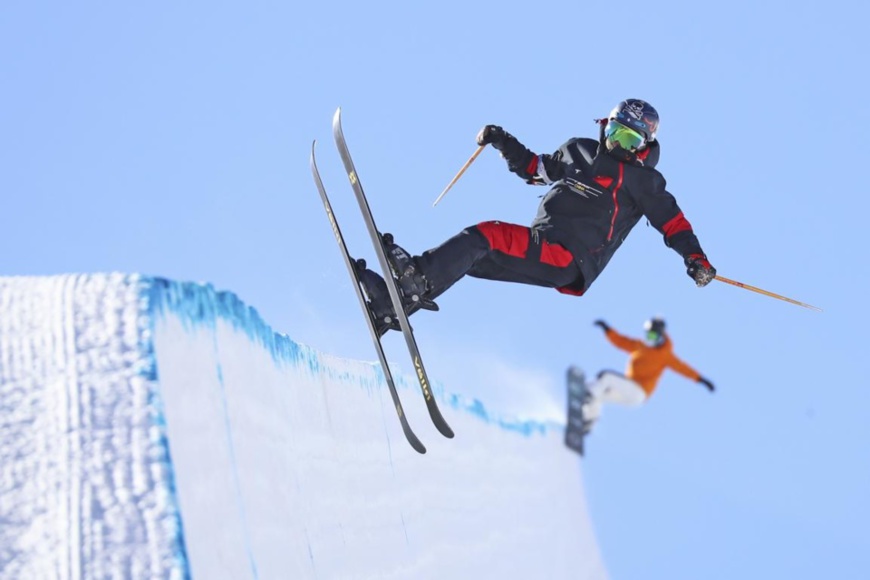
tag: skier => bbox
[581,317,715,433]
[360,99,717,334]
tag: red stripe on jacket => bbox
[594,175,614,189]
[606,163,625,240]
[662,212,693,238]
[525,156,538,176]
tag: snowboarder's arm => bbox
[604,328,643,353]
[666,352,702,382]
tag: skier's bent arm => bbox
[488,129,569,185]
[634,179,706,260]
[634,180,715,286]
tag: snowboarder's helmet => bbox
[605,99,659,150]
[643,317,666,347]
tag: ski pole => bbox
[432,144,485,207]
[714,275,822,312]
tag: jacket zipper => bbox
[606,163,625,241]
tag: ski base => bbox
[309,107,455,454]
[311,141,426,454]
[332,107,454,440]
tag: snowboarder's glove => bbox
[593,320,611,332]
[685,253,716,287]
[698,377,715,392]
[476,125,508,149]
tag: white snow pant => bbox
[582,371,647,423]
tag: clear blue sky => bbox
[2,1,867,578]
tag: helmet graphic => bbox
[643,316,666,347]
[608,99,659,144]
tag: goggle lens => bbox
[605,120,646,151]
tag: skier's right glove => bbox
[476,125,508,149]
[685,253,717,287]
[593,320,611,332]
[698,377,715,392]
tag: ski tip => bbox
[332,107,345,138]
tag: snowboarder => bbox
[581,317,715,432]
[361,99,717,334]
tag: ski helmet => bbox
[607,99,659,145]
[643,317,666,347]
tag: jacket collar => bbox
[599,138,661,169]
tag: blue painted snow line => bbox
[147,277,322,373]
[135,275,192,580]
[144,276,560,439]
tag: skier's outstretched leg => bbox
[362,221,583,334]
[415,221,584,299]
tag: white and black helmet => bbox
[643,317,666,346]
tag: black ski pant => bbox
[415,221,585,300]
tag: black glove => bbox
[476,124,507,148]
[698,377,715,392]
[685,253,717,287]
[593,320,611,332]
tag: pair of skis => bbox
[310,108,454,454]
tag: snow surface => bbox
[0,274,607,579]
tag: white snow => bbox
[0,274,607,579]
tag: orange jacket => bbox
[604,328,701,396]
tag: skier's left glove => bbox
[698,377,715,392]
[685,253,716,287]
[476,125,508,149]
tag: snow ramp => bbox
[0,274,607,580]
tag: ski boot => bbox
[355,259,402,336]
[381,233,439,314]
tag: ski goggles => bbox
[604,120,646,151]
[645,330,664,345]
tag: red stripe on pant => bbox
[475,221,530,258]
[475,221,582,294]
[476,221,574,266]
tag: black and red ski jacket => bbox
[494,129,707,293]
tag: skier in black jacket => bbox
[360,99,717,335]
